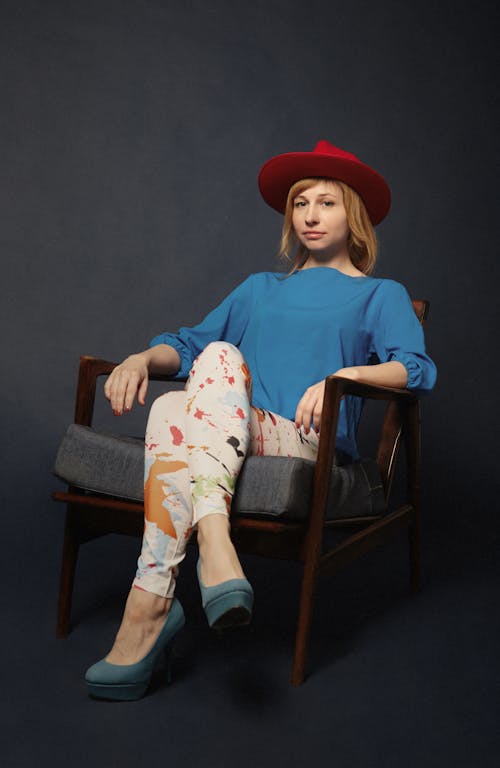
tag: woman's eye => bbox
[294,201,306,208]
[322,200,334,207]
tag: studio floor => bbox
[3,506,498,768]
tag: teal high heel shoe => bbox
[85,597,185,701]
[197,560,254,629]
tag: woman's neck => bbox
[301,252,365,277]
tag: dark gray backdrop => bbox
[3,0,497,551]
[1,0,498,764]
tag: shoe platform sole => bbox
[205,589,254,629]
[86,681,149,701]
[211,605,252,629]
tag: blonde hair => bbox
[278,178,378,275]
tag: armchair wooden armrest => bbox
[327,375,418,403]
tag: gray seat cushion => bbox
[54,424,386,521]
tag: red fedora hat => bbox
[258,139,391,225]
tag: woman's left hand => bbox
[294,380,326,435]
[295,368,359,434]
[295,362,408,434]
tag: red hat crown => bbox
[312,140,359,162]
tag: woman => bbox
[85,140,437,700]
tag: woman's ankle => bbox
[125,587,172,623]
[197,516,245,585]
[196,513,231,547]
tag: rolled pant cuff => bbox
[132,572,176,599]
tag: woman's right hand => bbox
[104,352,150,415]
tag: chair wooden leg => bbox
[56,506,81,638]
[408,516,420,594]
[291,566,318,686]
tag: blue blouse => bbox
[150,268,437,458]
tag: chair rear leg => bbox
[408,517,420,594]
[56,505,81,638]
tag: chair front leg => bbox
[291,553,321,686]
[290,375,343,685]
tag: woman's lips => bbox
[303,232,325,239]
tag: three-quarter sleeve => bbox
[369,280,437,391]
[150,275,255,379]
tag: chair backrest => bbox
[376,299,429,499]
[411,299,429,324]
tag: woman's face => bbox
[291,180,349,260]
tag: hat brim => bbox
[258,151,391,225]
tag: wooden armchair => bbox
[53,300,428,686]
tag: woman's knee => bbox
[197,341,243,364]
[188,342,251,399]
[192,342,247,380]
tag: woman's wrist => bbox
[334,362,407,389]
[333,366,360,381]
[143,344,181,375]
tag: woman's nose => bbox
[305,207,319,225]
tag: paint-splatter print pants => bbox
[133,342,319,597]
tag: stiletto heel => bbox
[85,597,185,701]
[197,560,254,629]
